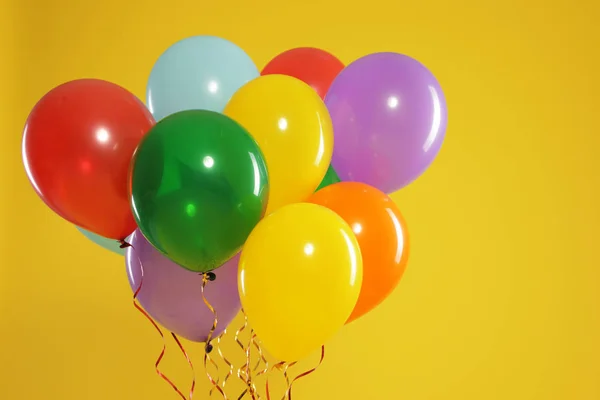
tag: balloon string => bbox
[171,332,196,400]
[235,311,250,392]
[245,331,258,399]
[132,261,187,400]
[279,363,295,400]
[215,329,234,393]
[283,346,325,400]
[234,313,271,399]
[246,330,269,400]
[236,311,265,399]
[265,361,290,400]
[252,334,269,378]
[201,273,227,399]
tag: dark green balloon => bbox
[130,110,269,273]
[315,164,341,192]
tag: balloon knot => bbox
[205,343,213,353]
[118,239,132,249]
[206,271,216,281]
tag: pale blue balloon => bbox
[146,35,259,121]
[76,227,127,256]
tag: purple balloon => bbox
[125,229,241,342]
[325,52,447,193]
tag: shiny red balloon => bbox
[261,47,345,99]
[22,79,155,240]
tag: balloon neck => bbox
[118,239,132,249]
[204,343,214,353]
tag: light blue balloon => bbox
[146,35,259,121]
[76,227,127,256]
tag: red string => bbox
[133,256,187,400]
[171,332,196,399]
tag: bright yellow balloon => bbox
[224,75,334,215]
[238,203,363,362]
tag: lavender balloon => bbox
[325,52,447,193]
[125,229,240,342]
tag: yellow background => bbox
[1,0,599,399]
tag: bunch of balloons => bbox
[22,35,446,382]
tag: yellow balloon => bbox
[238,203,363,362]
[224,75,334,215]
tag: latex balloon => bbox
[325,52,447,194]
[129,110,269,273]
[307,182,409,323]
[261,47,345,99]
[224,75,333,214]
[22,79,155,239]
[76,227,131,256]
[239,203,363,362]
[147,35,259,121]
[315,165,341,192]
[126,230,240,342]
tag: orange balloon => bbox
[306,182,409,323]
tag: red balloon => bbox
[22,79,155,240]
[261,47,345,99]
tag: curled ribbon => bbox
[251,334,269,378]
[284,346,325,400]
[215,329,235,393]
[265,361,288,400]
[235,312,250,389]
[243,332,269,399]
[265,346,325,400]
[236,312,265,399]
[245,331,258,399]
[132,256,187,400]
[201,272,227,399]
[171,332,196,399]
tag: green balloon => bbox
[315,164,341,192]
[130,110,269,273]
